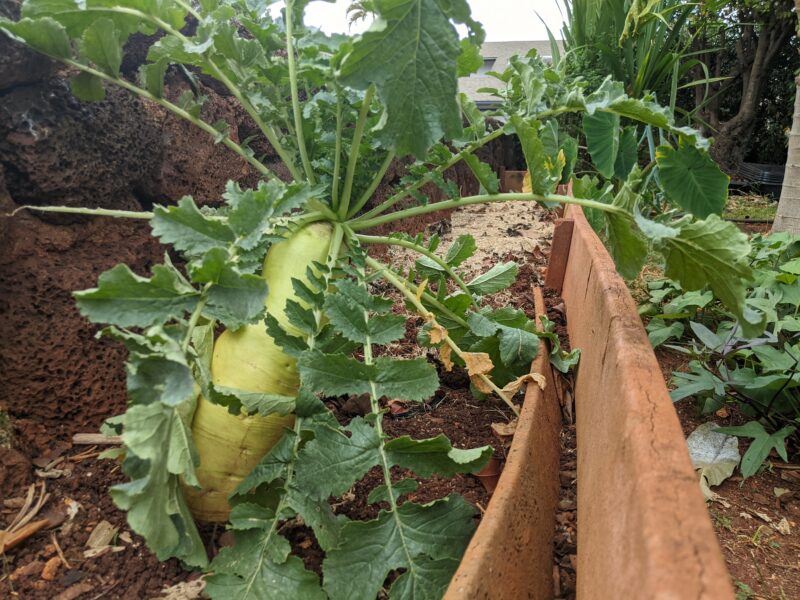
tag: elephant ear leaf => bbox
[656,139,729,218]
[338,0,466,159]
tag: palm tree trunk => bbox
[772,1,800,233]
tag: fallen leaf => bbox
[156,579,206,600]
[119,531,133,545]
[85,520,117,549]
[686,422,740,500]
[387,400,409,416]
[491,419,518,437]
[752,510,772,523]
[715,407,730,419]
[774,487,790,498]
[774,517,792,535]
[53,582,95,600]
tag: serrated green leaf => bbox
[206,534,324,600]
[139,58,169,98]
[445,234,476,267]
[656,141,728,218]
[466,310,539,367]
[265,314,308,358]
[456,39,482,77]
[385,435,492,477]
[466,261,518,295]
[659,215,760,336]
[189,248,267,329]
[0,16,71,59]
[214,385,295,417]
[151,197,235,256]
[716,422,796,479]
[74,263,199,327]
[463,154,499,194]
[298,352,439,401]
[583,111,619,179]
[323,495,476,600]
[111,402,205,567]
[81,18,122,76]
[367,478,419,504]
[295,416,381,499]
[323,293,405,345]
[339,0,463,158]
[614,126,638,179]
[69,71,105,101]
[511,115,555,195]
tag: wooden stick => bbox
[72,433,122,446]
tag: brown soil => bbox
[655,349,800,599]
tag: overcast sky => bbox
[276,1,566,42]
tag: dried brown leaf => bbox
[491,418,518,437]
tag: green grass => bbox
[723,194,777,221]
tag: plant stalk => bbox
[347,150,396,218]
[338,86,376,219]
[285,0,316,184]
[356,234,478,308]
[366,257,520,416]
[349,191,625,231]
[6,205,153,219]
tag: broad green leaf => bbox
[323,495,476,600]
[206,538,324,600]
[339,0,463,158]
[583,111,619,178]
[466,310,539,367]
[670,362,725,402]
[656,141,729,218]
[214,386,295,417]
[0,16,71,58]
[151,197,234,256]
[462,154,500,194]
[688,321,723,352]
[323,293,406,345]
[367,478,419,504]
[295,416,381,499]
[189,248,267,329]
[716,422,796,479]
[466,262,518,295]
[139,58,169,98]
[81,18,122,76]
[646,319,684,348]
[658,215,760,337]
[445,234,477,267]
[74,263,199,327]
[69,71,105,101]
[614,126,638,179]
[110,402,205,567]
[511,115,555,195]
[298,352,439,402]
[384,435,492,477]
[456,39,482,77]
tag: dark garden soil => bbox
[0,201,575,599]
[656,348,800,600]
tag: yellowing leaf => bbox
[439,344,453,372]
[522,171,532,193]
[470,374,493,394]
[428,322,448,344]
[415,279,428,303]
[491,418,518,437]
[462,352,493,376]
[501,372,546,396]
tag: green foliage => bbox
[0,0,757,595]
[643,232,800,478]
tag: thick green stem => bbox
[338,86,376,219]
[331,96,344,211]
[349,192,625,232]
[286,0,316,184]
[358,128,505,221]
[63,60,276,180]
[7,205,153,219]
[365,257,519,416]
[347,150,396,218]
[356,234,478,309]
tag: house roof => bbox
[459,40,564,108]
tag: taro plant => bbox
[1,0,761,597]
[642,232,800,478]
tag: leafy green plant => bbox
[643,232,800,478]
[2,0,753,596]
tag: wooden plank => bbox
[544,218,574,292]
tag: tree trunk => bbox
[772,0,800,234]
[772,76,800,233]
